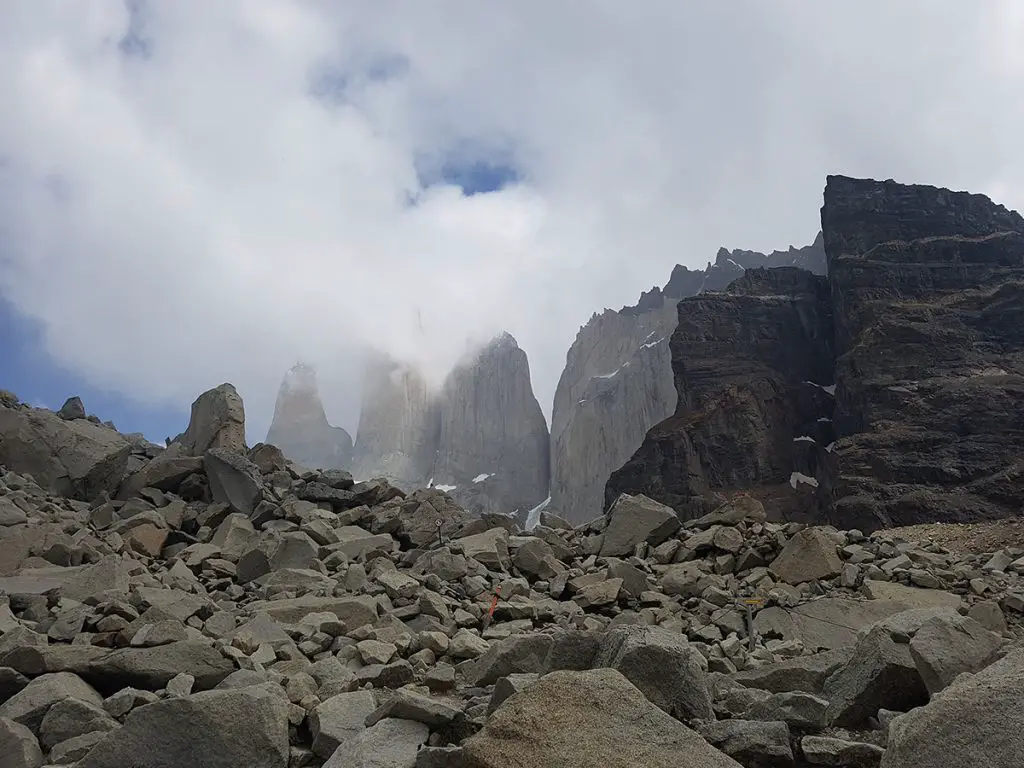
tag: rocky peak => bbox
[351,354,438,489]
[431,331,550,520]
[265,363,353,472]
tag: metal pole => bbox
[745,602,756,652]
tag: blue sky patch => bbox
[0,295,187,443]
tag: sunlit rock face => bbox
[265,363,353,471]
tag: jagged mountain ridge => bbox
[265,363,354,472]
[607,175,1024,531]
[549,233,827,523]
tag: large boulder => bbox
[593,625,714,721]
[118,384,248,500]
[907,613,1004,695]
[600,494,681,557]
[462,668,741,768]
[204,449,265,516]
[171,383,247,457]
[0,407,131,500]
[769,528,843,584]
[82,642,236,694]
[881,649,1024,768]
[76,683,289,768]
[823,626,928,727]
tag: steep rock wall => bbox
[265,364,354,471]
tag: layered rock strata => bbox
[605,267,834,521]
[608,176,1024,530]
[550,235,826,523]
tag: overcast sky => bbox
[2,1,1023,443]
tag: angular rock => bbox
[823,626,928,727]
[204,449,265,516]
[770,528,843,584]
[310,691,378,759]
[802,736,884,767]
[880,649,1024,768]
[0,407,131,501]
[695,719,793,766]
[364,689,460,728]
[76,683,289,768]
[593,625,714,721]
[600,494,681,557]
[322,717,428,768]
[0,717,43,768]
[83,641,235,694]
[169,383,248,457]
[462,668,741,768]
[907,613,1003,695]
[457,528,511,572]
[731,647,854,694]
[0,672,103,732]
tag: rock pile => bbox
[0,386,1022,767]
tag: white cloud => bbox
[1,1,1023,441]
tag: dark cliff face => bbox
[823,175,1024,529]
[550,235,826,523]
[431,332,550,519]
[607,175,1024,531]
[265,364,354,471]
[605,267,834,520]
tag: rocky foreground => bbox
[0,387,1022,767]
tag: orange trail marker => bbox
[488,586,501,618]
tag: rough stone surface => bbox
[593,625,714,721]
[462,668,742,768]
[606,266,834,522]
[770,528,843,584]
[551,235,826,523]
[0,408,131,501]
[600,494,681,557]
[75,684,289,768]
[606,176,1024,531]
[881,649,1024,768]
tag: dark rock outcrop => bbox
[550,236,826,523]
[823,175,1024,529]
[265,363,353,471]
[608,175,1024,530]
[431,333,550,519]
[606,267,834,520]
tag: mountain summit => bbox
[265,363,353,471]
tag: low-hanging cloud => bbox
[1,1,1023,442]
